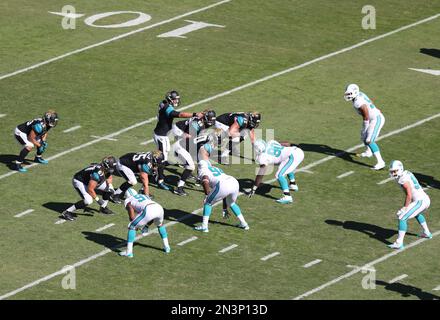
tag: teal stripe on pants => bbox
[370,115,382,143]
[206,183,220,204]
[129,207,147,229]
[402,201,422,221]
[279,154,294,177]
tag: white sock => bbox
[67,205,76,213]
[114,189,122,196]
[101,200,108,208]
[126,242,133,255]
[237,214,247,226]
[177,180,185,188]
[202,216,210,229]
[162,237,169,248]
[396,230,406,244]
[374,151,384,163]
[420,222,430,235]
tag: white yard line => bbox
[90,135,118,142]
[433,285,440,291]
[14,209,34,218]
[95,223,115,232]
[177,236,198,246]
[377,177,394,185]
[219,244,238,253]
[54,219,66,225]
[0,0,233,81]
[140,139,154,146]
[63,125,81,133]
[337,171,354,179]
[292,230,440,300]
[389,274,408,284]
[303,259,322,268]
[0,12,439,180]
[261,252,280,261]
[0,114,6,118]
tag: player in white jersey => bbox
[119,189,170,258]
[247,139,304,204]
[388,160,432,249]
[344,84,386,170]
[194,143,249,233]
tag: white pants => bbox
[398,196,431,221]
[153,133,171,161]
[275,147,304,178]
[115,163,137,186]
[14,128,34,148]
[172,141,195,171]
[363,113,385,144]
[128,203,164,230]
[72,178,108,205]
[205,176,239,206]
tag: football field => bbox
[0,0,439,300]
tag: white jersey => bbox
[198,160,232,188]
[352,92,381,120]
[127,194,157,214]
[397,170,428,202]
[256,140,295,166]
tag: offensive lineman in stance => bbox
[13,110,59,172]
[194,143,249,233]
[344,84,386,170]
[61,156,118,221]
[388,160,432,249]
[247,139,304,204]
[119,188,170,258]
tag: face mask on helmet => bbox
[389,160,404,179]
[152,150,164,167]
[204,110,216,126]
[166,91,181,107]
[248,113,261,129]
[102,156,117,174]
[44,112,59,128]
[344,84,359,101]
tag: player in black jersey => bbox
[171,110,216,196]
[13,110,59,172]
[152,90,204,190]
[215,111,261,162]
[61,156,118,221]
[110,150,164,203]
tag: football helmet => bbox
[165,90,181,107]
[124,188,138,207]
[203,110,216,127]
[248,112,261,129]
[254,139,266,154]
[44,110,59,128]
[389,160,404,180]
[344,84,359,101]
[151,150,164,167]
[101,156,117,174]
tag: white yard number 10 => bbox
[49,5,152,29]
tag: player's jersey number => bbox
[266,143,284,157]
[209,166,224,177]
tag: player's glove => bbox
[246,185,258,198]
[37,141,48,154]
[222,209,231,219]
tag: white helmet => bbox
[344,84,359,101]
[124,188,138,207]
[254,139,267,154]
[389,160,404,180]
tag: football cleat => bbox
[158,182,170,191]
[173,187,188,196]
[34,156,48,164]
[119,251,134,258]
[194,225,209,233]
[418,232,433,239]
[276,195,293,204]
[357,150,373,158]
[236,223,250,230]
[387,242,405,250]
[222,210,231,219]
[15,163,28,172]
[372,161,386,171]
[164,246,171,253]
[289,183,299,192]
[61,210,75,221]
[100,206,115,215]
[109,194,122,204]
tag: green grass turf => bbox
[0,0,439,299]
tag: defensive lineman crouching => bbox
[119,188,170,258]
[61,156,118,221]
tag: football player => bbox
[387,160,432,249]
[111,150,164,202]
[13,110,59,172]
[119,188,170,258]
[152,90,204,190]
[247,139,304,204]
[194,143,249,233]
[215,111,261,162]
[61,156,118,221]
[171,109,216,196]
[344,84,386,170]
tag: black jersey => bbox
[119,152,154,174]
[153,100,181,136]
[74,164,108,186]
[216,113,248,130]
[175,117,203,135]
[17,118,50,137]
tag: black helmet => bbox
[165,90,181,107]
[101,156,117,174]
[44,111,59,128]
[203,110,216,127]
[248,112,261,129]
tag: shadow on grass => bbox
[164,208,239,229]
[375,280,440,300]
[238,178,278,200]
[420,48,440,59]
[413,172,440,190]
[42,202,94,217]
[82,231,163,253]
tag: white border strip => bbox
[303,259,322,268]
[95,223,115,232]
[14,209,34,218]
[378,177,394,185]
[0,0,233,81]
[337,171,354,179]
[261,252,280,261]
[389,274,408,284]
[177,236,198,246]
[219,244,238,253]
[63,125,81,133]
[0,114,6,118]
